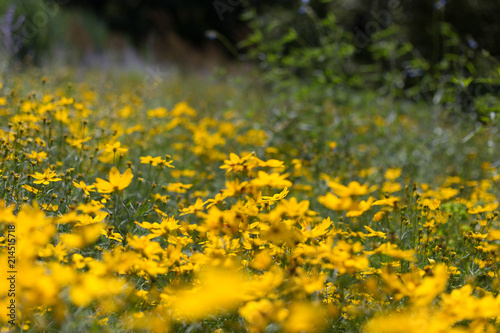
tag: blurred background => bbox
[2,0,500,124]
[1,0,499,68]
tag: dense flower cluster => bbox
[0,74,499,332]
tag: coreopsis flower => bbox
[31,168,62,185]
[239,299,287,333]
[205,192,227,209]
[381,181,402,193]
[327,180,376,197]
[250,250,273,270]
[179,198,206,216]
[384,168,402,181]
[170,101,196,117]
[220,152,254,173]
[261,220,302,246]
[140,155,174,168]
[364,309,448,333]
[101,227,123,242]
[69,273,128,307]
[318,193,352,211]
[42,203,59,211]
[26,150,48,162]
[77,200,105,214]
[75,212,108,227]
[222,179,249,197]
[468,203,498,214]
[256,158,285,169]
[140,155,163,166]
[153,193,168,203]
[22,184,39,194]
[59,223,103,250]
[363,226,387,239]
[420,198,441,210]
[303,217,332,239]
[103,141,128,154]
[73,180,96,195]
[381,264,448,306]
[66,136,92,149]
[346,197,375,217]
[261,187,289,205]
[279,197,310,218]
[372,197,400,207]
[488,230,500,241]
[171,268,248,321]
[167,182,192,193]
[282,302,327,333]
[365,242,416,261]
[94,167,133,193]
[147,107,168,118]
[251,171,292,188]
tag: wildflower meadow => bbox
[2,1,500,332]
[0,67,499,332]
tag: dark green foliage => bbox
[239,1,500,125]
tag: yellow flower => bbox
[420,198,441,210]
[384,168,402,181]
[153,193,169,203]
[167,182,193,193]
[381,264,449,307]
[140,155,163,166]
[26,150,48,162]
[171,267,248,321]
[70,273,127,307]
[179,198,206,216]
[365,242,416,261]
[279,197,310,218]
[94,167,133,193]
[327,180,377,197]
[73,180,96,195]
[250,250,273,270]
[22,184,40,194]
[261,187,289,205]
[240,299,287,333]
[75,211,108,227]
[251,171,292,188]
[364,225,387,239]
[468,202,498,214]
[372,197,400,207]
[66,136,92,149]
[318,192,352,211]
[282,302,327,333]
[220,152,254,173]
[103,141,128,154]
[487,230,500,241]
[147,107,168,118]
[59,223,103,250]
[170,101,196,117]
[346,197,375,217]
[381,181,402,193]
[31,168,62,185]
[205,192,227,208]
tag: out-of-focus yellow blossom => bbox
[384,168,402,181]
[365,242,416,261]
[327,181,376,197]
[103,141,128,154]
[171,267,249,321]
[94,167,133,193]
[282,302,326,333]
